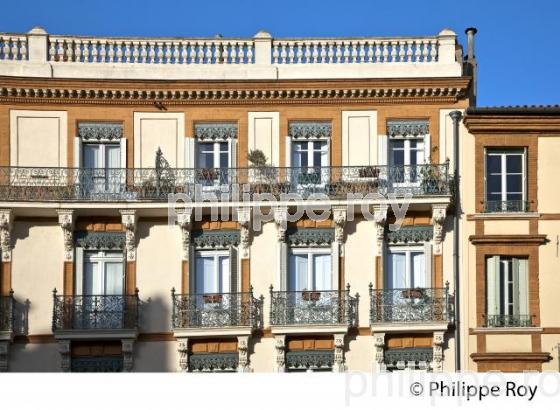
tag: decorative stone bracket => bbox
[0,209,13,262]
[333,206,347,256]
[237,335,251,372]
[57,209,74,262]
[373,206,388,255]
[58,340,71,372]
[333,333,346,372]
[274,334,286,372]
[176,208,192,261]
[274,207,288,242]
[431,205,447,255]
[177,338,189,372]
[122,339,135,372]
[373,332,386,372]
[237,207,251,259]
[120,210,137,262]
[432,331,445,372]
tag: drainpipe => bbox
[450,110,463,371]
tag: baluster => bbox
[246,41,253,63]
[335,41,343,63]
[180,42,188,64]
[189,41,197,64]
[288,42,295,64]
[389,40,397,62]
[222,41,231,64]
[148,41,156,63]
[430,39,438,62]
[358,41,365,63]
[413,40,421,62]
[125,41,132,63]
[91,40,99,63]
[240,41,249,64]
[230,42,238,64]
[107,41,115,63]
[374,41,381,63]
[195,42,203,64]
[116,41,123,63]
[302,42,309,63]
[47,38,55,61]
[171,41,179,63]
[366,41,374,63]
[272,43,279,63]
[213,41,222,63]
[382,41,389,62]
[10,37,18,60]
[327,41,334,63]
[139,41,147,63]
[20,38,27,60]
[73,39,81,62]
[421,40,429,62]
[406,40,413,62]
[157,42,164,64]
[351,41,358,63]
[204,42,212,63]
[280,42,287,64]
[99,41,107,63]
[82,40,90,63]
[312,42,319,63]
[319,41,327,63]
[57,39,65,62]
[397,40,404,62]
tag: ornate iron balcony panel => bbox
[0,292,15,332]
[0,164,450,202]
[189,353,239,372]
[286,350,334,371]
[369,286,452,324]
[71,356,124,372]
[52,292,139,331]
[172,291,263,330]
[270,287,358,327]
[484,200,529,213]
[484,314,533,328]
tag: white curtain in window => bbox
[289,254,308,291]
[515,258,529,316]
[219,255,230,294]
[84,261,100,295]
[196,256,217,294]
[313,254,332,291]
[411,252,426,288]
[83,145,100,168]
[106,145,121,168]
[486,256,501,316]
[387,252,406,288]
[105,262,124,295]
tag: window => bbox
[389,138,425,184]
[194,250,231,295]
[386,247,428,289]
[288,249,332,291]
[486,256,530,327]
[83,251,124,296]
[292,141,329,185]
[82,143,122,194]
[485,150,526,212]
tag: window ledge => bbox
[470,212,540,220]
[470,327,543,334]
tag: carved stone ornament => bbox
[0,341,9,372]
[274,335,286,372]
[387,120,429,137]
[432,331,445,372]
[237,207,251,259]
[75,231,126,250]
[191,230,240,249]
[0,209,13,262]
[288,121,332,140]
[122,339,135,372]
[274,207,288,242]
[58,340,71,372]
[386,226,433,244]
[194,123,237,141]
[120,210,137,261]
[286,228,335,247]
[374,332,386,372]
[432,205,447,255]
[176,209,192,261]
[373,206,387,254]
[333,334,346,373]
[177,339,189,372]
[237,335,250,372]
[57,210,74,262]
[78,122,123,141]
[333,207,347,244]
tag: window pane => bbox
[105,262,124,295]
[391,149,404,167]
[105,145,121,169]
[84,261,100,295]
[313,254,332,290]
[218,256,230,293]
[196,256,217,294]
[506,175,522,193]
[486,174,502,194]
[387,252,406,289]
[506,155,522,173]
[411,252,426,288]
[486,154,501,174]
[289,254,308,291]
[83,145,101,168]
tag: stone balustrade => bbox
[0,27,462,79]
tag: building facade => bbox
[0,26,556,373]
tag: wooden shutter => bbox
[229,246,238,294]
[73,137,82,168]
[486,256,501,317]
[331,242,339,291]
[516,258,529,316]
[424,243,433,288]
[228,138,237,169]
[377,135,388,166]
[75,247,84,295]
[423,134,431,164]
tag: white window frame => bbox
[288,248,333,291]
[291,140,330,186]
[484,149,527,210]
[82,250,125,296]
[82,142,122,169]
[389,137,426,167]
[486,256,529,320]
[385,245,431,289]
[194,250,231,294]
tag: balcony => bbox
[484,314,534,328]
[52,290,139,336]
[369,285,453,331]
[270,286,358,329]
[484,200,529,213]
[0,292,15,334]
[0,164,451,203]
[171,289,263,336]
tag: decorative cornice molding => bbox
[189,352,239,372]
[75,231,126,250]
[78,122,123,141]
[285,350,334,370]
[289,121,332,139]
[192,229,240,249]
[386,226,433,244]
[470,352,552,363]
[384,347,433,364]
[286,228,335,247]
[469,234,548,245]
[387,119,429,137]
[194,123,238,141]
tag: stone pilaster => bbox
[58,340,71,372]
[274,334,286,372]
[57,210,74,262]
[432,331,445,372]
[333,206,347,255]
[333,333,346,373]
[0,209,13,263]
[431,204,447,255]
[122,339,135,372]
[176,208,192,261]
[373,332,386,372]
[237,335,251,372]
[120,210,138,262]
[177,338,189,372]
[273,206,288,242]
[237,207,251,259]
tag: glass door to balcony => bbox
[82,143,121,197]
[196,141,229,191]
[194,251,231,326]
[389,138,424,192]
[81,251,125,329]
[385,249,427,322]
[288,250,334,324]
[291,140,329,192]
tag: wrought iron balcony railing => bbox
[484,314,534,328]
[369,284,453,324]
[270,285,358,327]
[171,288,263,329]
[0,163,450,202]
[484,200,529,213]
[52,289,139,331]
[0,291,15,333]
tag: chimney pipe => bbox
[465,27,477,60]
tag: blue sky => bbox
[1,0,557,106]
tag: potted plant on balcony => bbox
[302,290,321,302]
[203,294,223,304]
[248,149,278,191]
[400,288,426,299]
[357,165,380,179]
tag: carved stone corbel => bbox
[373,332,386,372]
[333,207,347,256]
[0,209,13,262]
[120,210,137,262]
[57,210,74,262]
[176,208,192,261]
[274,334,286,372]
[273,207,288,242]
[58,340,71,372]
[122,339,135,372]
[373,206,388,255]
[431,205,447,255]
[432,331,445,372]
[333,333,346,373]
[237,335,251,372]
[237,207,251,259]
[177,338,189,372]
